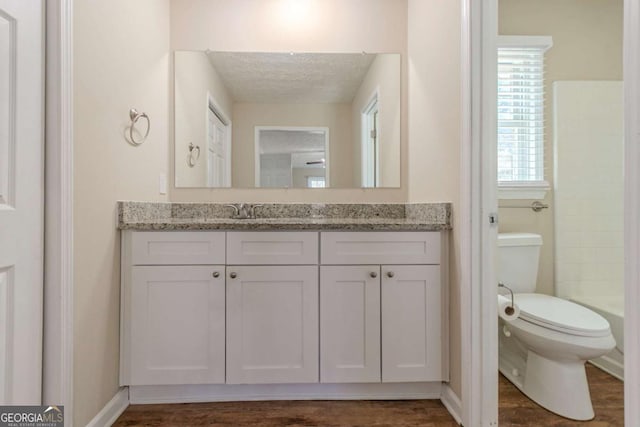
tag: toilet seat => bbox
[515,293,611,338]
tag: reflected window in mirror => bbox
[307,176,326,189]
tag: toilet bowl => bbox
[498,233,616,421]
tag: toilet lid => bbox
[515,293,611,337]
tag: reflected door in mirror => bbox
[207,106,231,187]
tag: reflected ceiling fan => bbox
[306,159,326,165]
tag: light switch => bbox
[159,173,167,195]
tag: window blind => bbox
[497,47,546,183]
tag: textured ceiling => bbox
[259,129,327,154]
[207,52,377,104]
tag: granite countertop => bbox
[117,202,453,231]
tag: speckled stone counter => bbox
[117,202,452,231]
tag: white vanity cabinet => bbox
[129,266,226,385]
[121,231,227,386]
[121,229,448,400]
[225,232,320,384]
[320,266,381,383]
[320,232,444,383]
[381,265,442,382]
[226,265,319,384]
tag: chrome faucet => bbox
[225,203,263,219]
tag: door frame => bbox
[460,0,499,425]
[254,126,330,188]
[623,0,640,424]
[462,0,640,426]
[205,92,232,187]
[43,0,74,423]
[361,89,380,187]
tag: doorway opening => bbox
[463,0,638,425]
[254,126,329,189]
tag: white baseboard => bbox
[86,387,129,427]
[589,357,624,381]
[129,382,442,404]
[440,384,462,425]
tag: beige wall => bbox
[407,0,462,397]
[71,3,467,422]
[498,0,623,295]
[169,0,409,202]
[73,0,170,425]
[351,54,402,187]
[232,103,354,188]
[174,51,233,187]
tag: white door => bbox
[129,266,226,385]
[0,0,44,404]
[226,266,319,384]
[381,265,442,382]
[320,266,381,383]
[207,107,229,187]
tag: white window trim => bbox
[497,35,553,200]
[498,181,550,200]
[497,35,553,51]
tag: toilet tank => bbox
[497,233,543,293]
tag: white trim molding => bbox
[497,182,550,201]
[85,388,129,427]
[43,1,74,426]
[440,385,462,425]
[496,35,553,51]
[461,0,499,426]
[624,0,640,425]
[129,383,442,405]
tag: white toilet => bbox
[498,233,616,421]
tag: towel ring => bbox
[129,108,150,145]
[188,143,200,167]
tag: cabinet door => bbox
[130,266,225,385]
[381,265,441,382]
[226,266,319,384]
[320,266,381,383]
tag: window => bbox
[497,36,552,199]
[307,176,326,188]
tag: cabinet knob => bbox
[370,271,378,278]
[229,272,237,279]
[212,271,220,278]
[386,271,395,278]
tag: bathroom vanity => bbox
[118,202,451,404]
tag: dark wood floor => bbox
[114,399,458,427]
[114,365,623,426]
[499,364,624,427]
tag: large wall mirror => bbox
[174,51,401,189]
